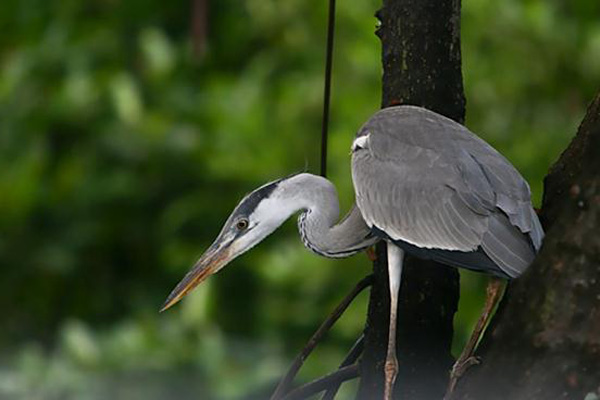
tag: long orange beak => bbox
[160,243,233,312]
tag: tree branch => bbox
[454,92,600,399]
[282,364,360,400]
[270,275,373,399]
[321,334,365,400]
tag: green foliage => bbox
[0,0,597,398]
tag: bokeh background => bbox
[1,0,599,399]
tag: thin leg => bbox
[384,244,404,400]
[444,277,505,399]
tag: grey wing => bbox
[351,106,544,278]
[351,134,490,253]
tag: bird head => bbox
[160,175,305,312]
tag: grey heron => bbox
[161,105,544,399]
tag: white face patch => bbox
[231,193,306,255]
[351,134,370,152]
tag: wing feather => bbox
[481,214,535,277]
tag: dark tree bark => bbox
[453,94,600,399]
[357,1,464,399]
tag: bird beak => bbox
[160,241,233,312]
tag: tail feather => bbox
[481,213,536,278]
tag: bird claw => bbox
[444,356,481,400]
[451,355,481,378]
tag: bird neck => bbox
[280,173,376,258]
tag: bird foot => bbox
[383,356,398,400]
[444,356,481,400]
[452,354,480,379]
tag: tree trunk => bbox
[453,94,600,399]
[357,1,464,399]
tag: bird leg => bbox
[444,277,505,399]
[384,244,404,400]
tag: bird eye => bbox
[236,219,249,230]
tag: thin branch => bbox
[270,275,373,400]
[191,0,208,59]
[321,334,365,400]
[320,0,336,178]
[282,364,360,400]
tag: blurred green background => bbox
[1,0,598,399]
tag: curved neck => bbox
[279,173,378,258]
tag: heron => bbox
[161,105,544,399]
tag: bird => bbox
[161,105,544,400]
